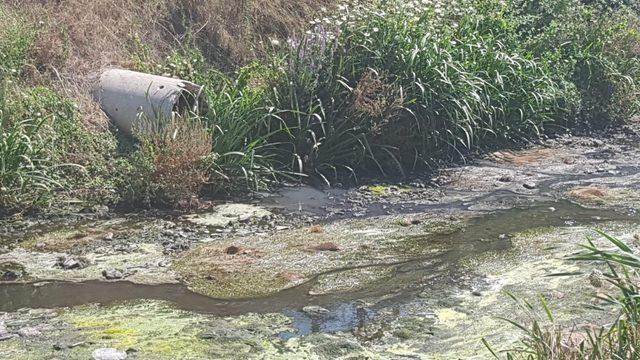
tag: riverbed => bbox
[1,126,639,359]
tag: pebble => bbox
[92,348,128,360]
[523,182,537,190]
[302,305,330,316]
[17,327,41,337]
[498,175,512,183]
[102,268,124,280]
[57,257,89,270]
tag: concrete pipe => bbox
[94,69,208,135]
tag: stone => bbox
[498,175,512,183]
[57,257,89,270]
[92,348,128,360]
[302,305,330,316]
[163,240,190,253]
[589,270,604,288]
[103,232,115,241]
[225,246,241,255]
[522,182,537,190]
[17,326,41,337]
[102,268,124,280]
[0,261,26,281]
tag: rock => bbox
[498,175,512,183]
[102,268,124,280]
[163,240,190,253]
[309,225,323,233]
[0,261,26,281]
[310,242,340,252]
[92,348,128,360]
[57,256,90,270]
[522,182,537,190]
[589,270,604,288]
[302,305,330,315]
[225,246,241,255]
[635,234,640,242]
[103,232,115,241]
[17,326,41,337]
[400,218,421,227]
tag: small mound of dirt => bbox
[569,187,609,202]
[491,148,555,166]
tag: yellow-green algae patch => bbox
[415,222,640,359]
[62,301,210,359]
[0,338,26,359]
[309,266,395,295]
[174,213,467,299]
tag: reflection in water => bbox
[281,303,376,338]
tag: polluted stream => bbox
[0,199,636,336]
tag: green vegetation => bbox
[487,230,640,359]
[1,0,640,212]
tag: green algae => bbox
[62,301,211,359]
[309,266,395,295]
[173,214,466,299]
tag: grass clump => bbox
[0,80,57,209]
[0,6,34,76]
[265,0,640,181]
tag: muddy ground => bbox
[0,125,639,359]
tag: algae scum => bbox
[1,132,640,359]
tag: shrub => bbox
[123,115,213,208]
[508,0,640,127]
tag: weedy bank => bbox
[1,0,640,211]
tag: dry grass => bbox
[137,116,213,208]
[4,0,334,129]
[7,0,334,80]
